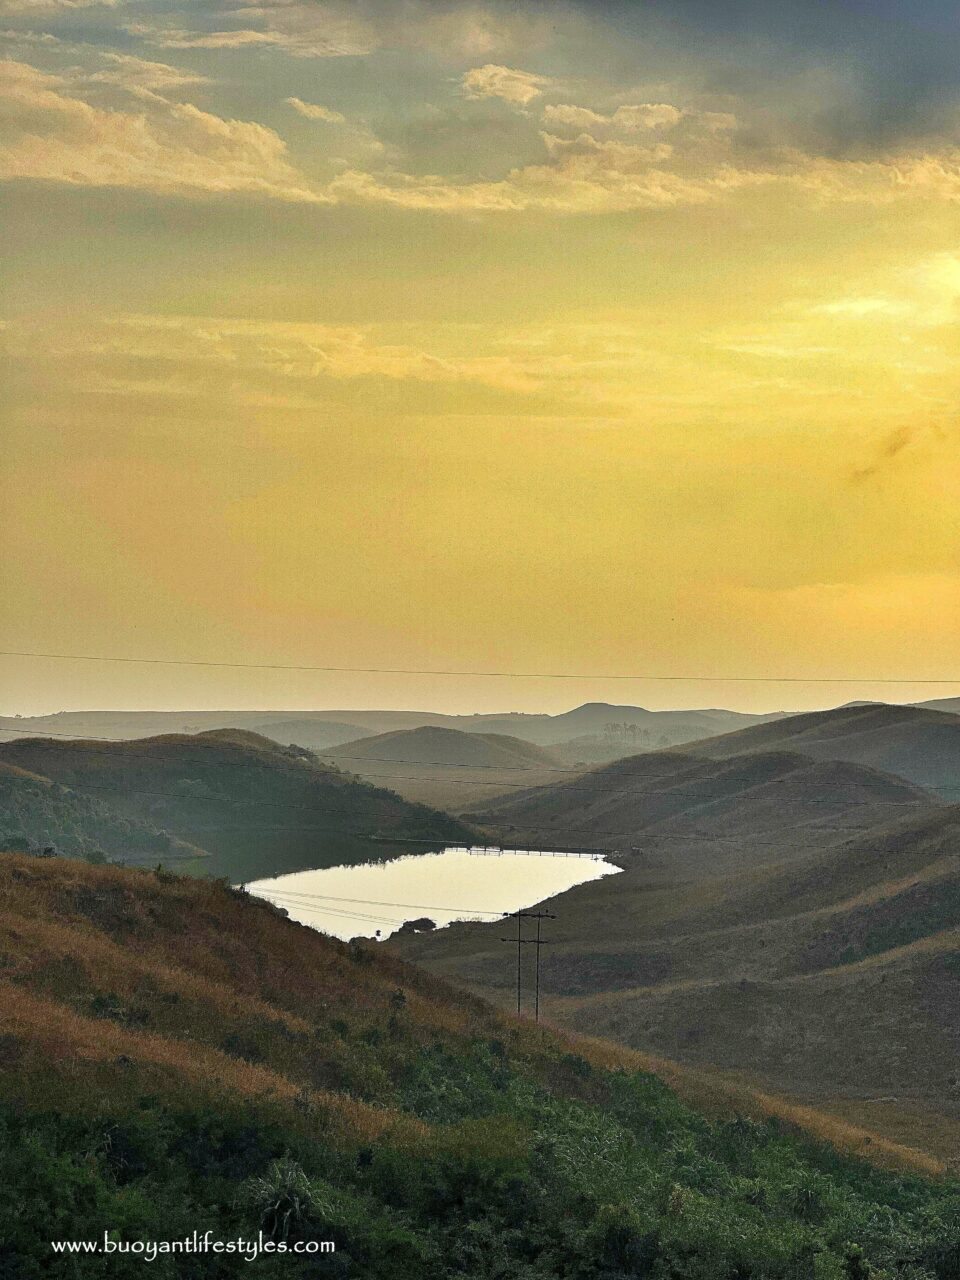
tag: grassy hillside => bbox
[0,762,204,863]
[688,704,960,800]
[0,732,474,882]
[392,793,960,1164]
[1,854,959,1279]
[317,726,569,810]
[471,747,937,870]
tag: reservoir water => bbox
[246,846,621,940]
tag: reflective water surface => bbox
[246,846,621,940]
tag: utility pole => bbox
[500,910,556,1021]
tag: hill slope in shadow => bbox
[686,703,960,800]
[0,731,473,882]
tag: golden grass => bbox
[0,853,945,1178]
[540,1026,946,1177]
[0,980,425,1148]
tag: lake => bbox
[246,845,621,940]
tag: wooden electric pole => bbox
[500,910,556,1021]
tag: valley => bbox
[4,698,960,1175]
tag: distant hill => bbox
[454,702,786,754]
[917,696,960,716]
[253,719,368,749]
[0,701,785,758]
[687,702,960,799]
[469,746,936,870]
[317,725,568,809]
[0,709,369,748]
[0,732,473,882]
[0,852,955,1279]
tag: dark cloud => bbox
[573,0,960,147]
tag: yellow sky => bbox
[1,2,959,715]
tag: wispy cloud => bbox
[0,59,328,201]
[0,0,122,11]
[126,3,375,59]
[286,96,345,123]
[812,253,960,327]
[544,102,684,131]
[461,63,549,106]
[87,52,209,98]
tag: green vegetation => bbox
[6,1046,960,1279]
[0,731,475,881]
[0,764,188,862]
[1,855,959,1278]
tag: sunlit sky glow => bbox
[2,0,958,716]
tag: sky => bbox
[1,0,959,716]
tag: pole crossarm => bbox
[499,911,557,1021]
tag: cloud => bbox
[813,296,912,319]
[0,59,328,201]
[461,63,549,106]
[544,102,686,132]
[87,53,209,98]
[812,252,960,328]
[542,102,740,140]
[127,26,292,51]
[127,4,374,59]
[2,53,959,219]
[7,312,685,417]
[268,131,960,215]
[325,133,719,214]
[0,26,62,42]
[0,0,121,10]
[286,96,345,123]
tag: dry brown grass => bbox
[526,1024,946,1177]
[0,853,944,1178]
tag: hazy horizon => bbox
[2,680,957,722]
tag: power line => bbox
[253,893,406,930]
[2,647,959,685]
[241,887,507,917]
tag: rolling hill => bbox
[392,772,960,1162]
[0,852,956,1279]
[316,726,569,810]
[0,709,368,744]
[0,731,473,882]
[918,697,960,716]
[468,746,937,870]
[0,701,784,760]
[687,703,960,800]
